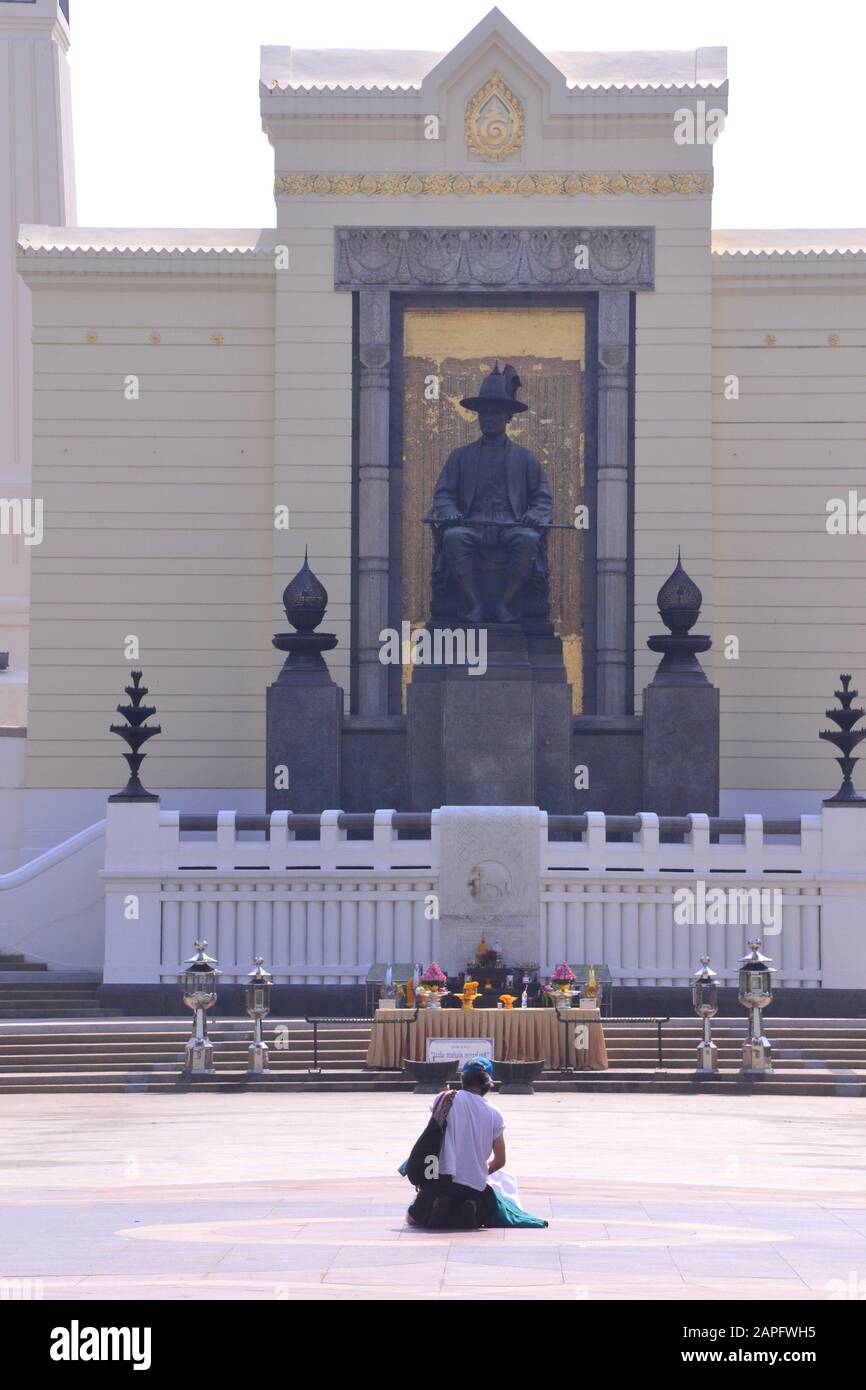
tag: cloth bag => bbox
[400,1090,454,1187]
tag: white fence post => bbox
[102,800,163,985]
[819,804,866,989]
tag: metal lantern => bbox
[245,957,273,1073]
[737,939,775,1073]
[181,941,221,1075]
[691,955,719,1072]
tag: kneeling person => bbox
[408,1057,505,1230]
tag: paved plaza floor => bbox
[1,1091,865,1301]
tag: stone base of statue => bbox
[407,622,573,812]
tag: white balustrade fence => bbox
[101,801,866,990]
[102,805,438,985]
[541,812,824,988]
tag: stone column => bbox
[596,289,631,715]
[356,289,391,714]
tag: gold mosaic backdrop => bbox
[401,306,586,710]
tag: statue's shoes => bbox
[464,604,486,624]
[494,605,518,624]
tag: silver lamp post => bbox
[245,957,273,1074]
[691,955,719,1073]
[181,941,221,1075]
[738,939,775,1073]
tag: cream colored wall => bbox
[271,245,352,697]
[711,265,866,797]
[634,213,714,709]
[23,275,275,791]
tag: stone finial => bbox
[108,669,161,802]
[646,550,711,684]
[657,548,702,634]
[820,673,866,804]
[273,548,337,685]
[282,548,328,633]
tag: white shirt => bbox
[437,1089,504,1193]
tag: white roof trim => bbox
[713,229,866,257]
[18,226,272,256]
[260,10,727,95]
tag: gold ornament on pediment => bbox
[465,72,524,161]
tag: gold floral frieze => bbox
[465,72,524,160]
[275,172,713,197]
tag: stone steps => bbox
[0,1067,862,1097]
[0,1016,864,1094]
[0,955,48,973]
[0,960,121,1018]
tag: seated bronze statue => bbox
[428,363,553,625]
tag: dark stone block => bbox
[97,983,368,1017]
[572,716,643,815]
[407,679,445,812]
[341,717,407,812]
[444,676,535,805]
[607,987,866,1018]
[533,683,573,814]
[642,681,719,816]
[267,681,342,814]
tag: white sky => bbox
[67,0,866,232]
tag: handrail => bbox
[175,810,805,837]
[0,819,106,890]
[605,1015,672,1069]
[548,815,804,836]
[178,811,433,834]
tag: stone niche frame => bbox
[335,225,655,719]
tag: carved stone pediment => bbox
[335,226,654,292]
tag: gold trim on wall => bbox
[275,171,713,197]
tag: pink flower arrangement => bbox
[551,962,577,983]
[420,962,447,985]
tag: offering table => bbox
[366,1006,607,1070]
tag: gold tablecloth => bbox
[366,1007,607,1070]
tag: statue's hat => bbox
[460,361,528,413]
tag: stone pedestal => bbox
[407,624,573,811]
[642,553,720,816]
[642,680,719,816]
[436,806,542,974]
[266,634,341,814]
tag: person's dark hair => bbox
[461,1066,491,1094]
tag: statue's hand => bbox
[436,507,462,523]
[520,510,545,528]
